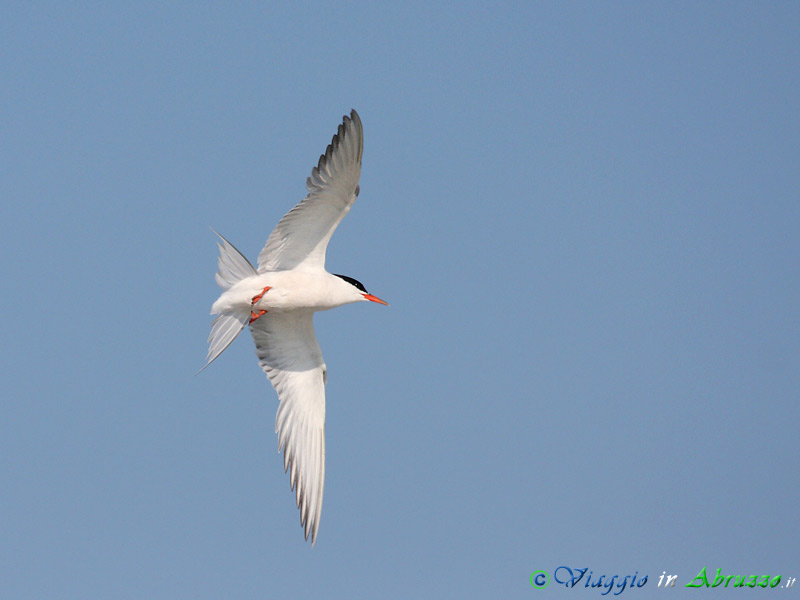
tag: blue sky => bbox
[2,2,798,598]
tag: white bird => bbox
[203,110,386,545]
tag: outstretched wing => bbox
[250,311,327,545]
[257,109,363,273]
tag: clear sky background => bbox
[2,3,798,598]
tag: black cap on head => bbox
[334,274,367,293]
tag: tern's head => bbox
[334,274,389,306]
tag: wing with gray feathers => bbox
[250,311,327,545]
[257,110,363,273]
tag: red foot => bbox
[249,310,267,324]
[251,286,271,305]
[249,287,270,324]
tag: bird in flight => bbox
[202,110,387,545]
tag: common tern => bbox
[203,109,386,545]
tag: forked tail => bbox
[198,230,258,373]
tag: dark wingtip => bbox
[306,109,363,193]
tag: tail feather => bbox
[199,230,258,374]
[198,312,249,373]
[212,228,257,290]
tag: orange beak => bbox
[363,293,389,306]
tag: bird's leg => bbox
[249,286,271,324]
[251,286,271,305]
